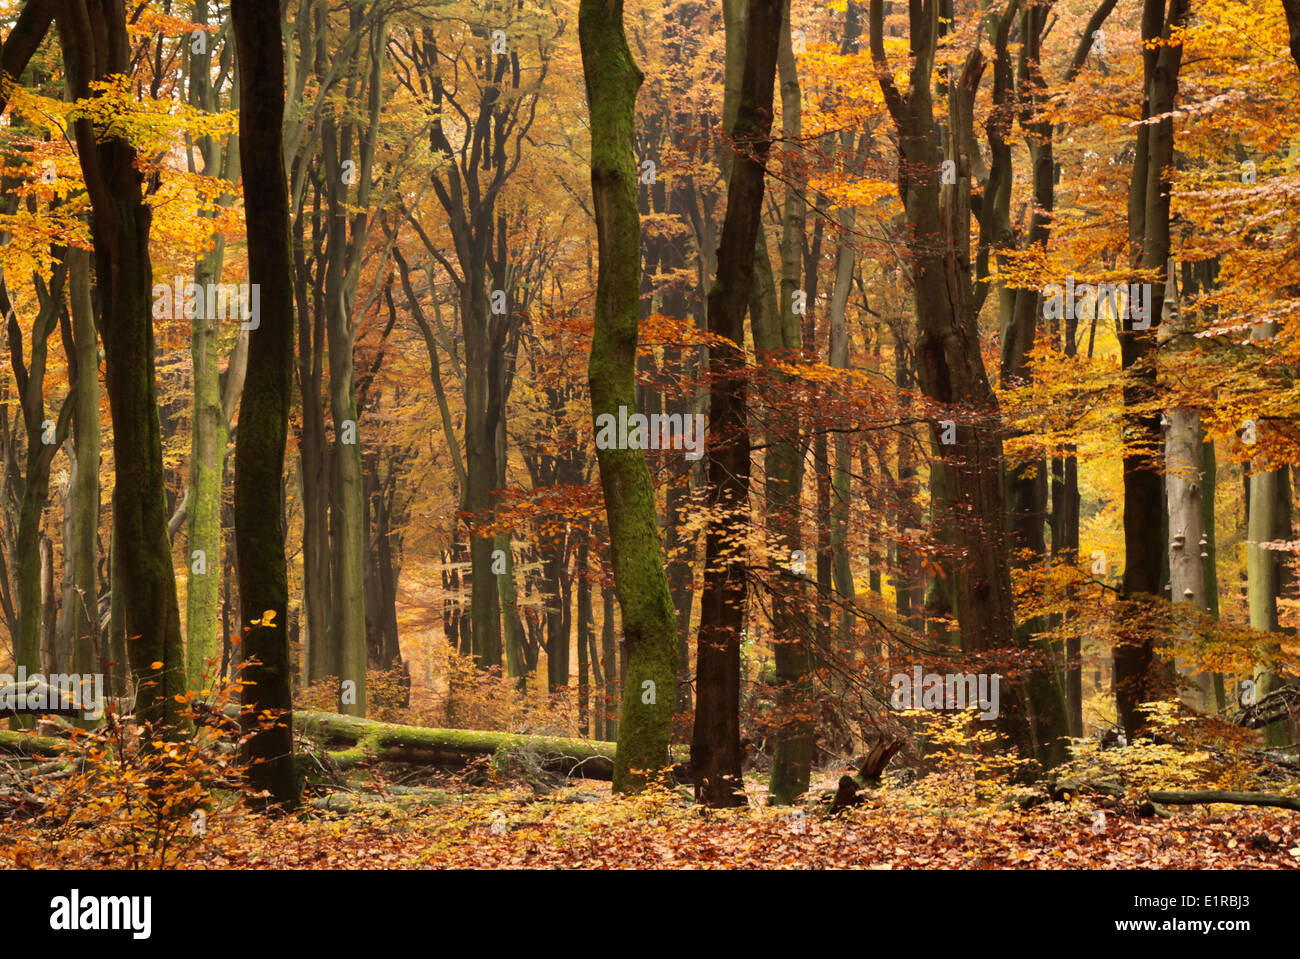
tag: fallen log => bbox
[1233,686,1300,729]
[1148,789,1300,812]
[0,729,72,758]
[294,711,621,780]
[2,707,665,784]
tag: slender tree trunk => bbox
[1116,0,1188,738]
[580,0,680,792]
[577,538,591,735]
[186,0,240,687]
[601,581,619,741]
[232,0,298,806]
[7,264,68,678]
[765,0,813,805]
[65,246,98,680]
[59,0,186,726]
[691,0,782,808]
[323,132,368,716]
[1246,318,1294,745]
[296,204,333,683]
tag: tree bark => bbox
[64,247,98,682]
[869,0,1041,758]
[232,0,299,807]
[764,0,813,805]
[580,0,679,793]
[1116,0,1188,738]
[690,0,782,808]
[58,0,186,727]
[186,0,241,687]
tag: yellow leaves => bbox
[63,76,237,156]
[147,167,243,265]
[129,9,208,41]
[808,174,896,212]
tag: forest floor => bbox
[20,774,1299,870]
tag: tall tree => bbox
[57,0,186,725]
[579,0,678,793]
[185,0,244,687]
[1116,0,1189,738]
[691,0,782,808]
[763,0,813,806]
[389,13,554,673]
[868,0,1044,759]
[232,0,298,806]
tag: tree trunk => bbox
[690,0,782,808]
[323,134,368,716]
[186,0,240,688]
[764,0,813,805]
[601,582,618,741]
[1117,0,1188,738]
[64,247,99,681]
[232,0,299,807]
[869,0,1040,757]
[577,538,591,735]
[58,0,186,727]
[580,0,679,793]
[296,213,333,683]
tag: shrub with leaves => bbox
[903,709,1033,809]
[0,678,262,869]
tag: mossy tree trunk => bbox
[232,0,298,807]
[579,0,678,794]
[186,0,242,688]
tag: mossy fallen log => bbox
[311,789,459,814]
[1048,778,1125,802]
[0,728,72,758]
[293,711,620,780]
[1148,789,1300,812]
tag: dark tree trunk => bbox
[232,0,298,807]
[1116,0,1188,739]
[690,0,782,809]
[58,0,186,727]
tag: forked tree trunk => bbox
[690,0,782,808]
[1116,0,1188,738]
[868,0,1044,759]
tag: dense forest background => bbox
[0,0,1298,869]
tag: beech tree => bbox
[690,0,782,808]
[580,0,678,793]
[232,0,298,807]
[58,0,186,725]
